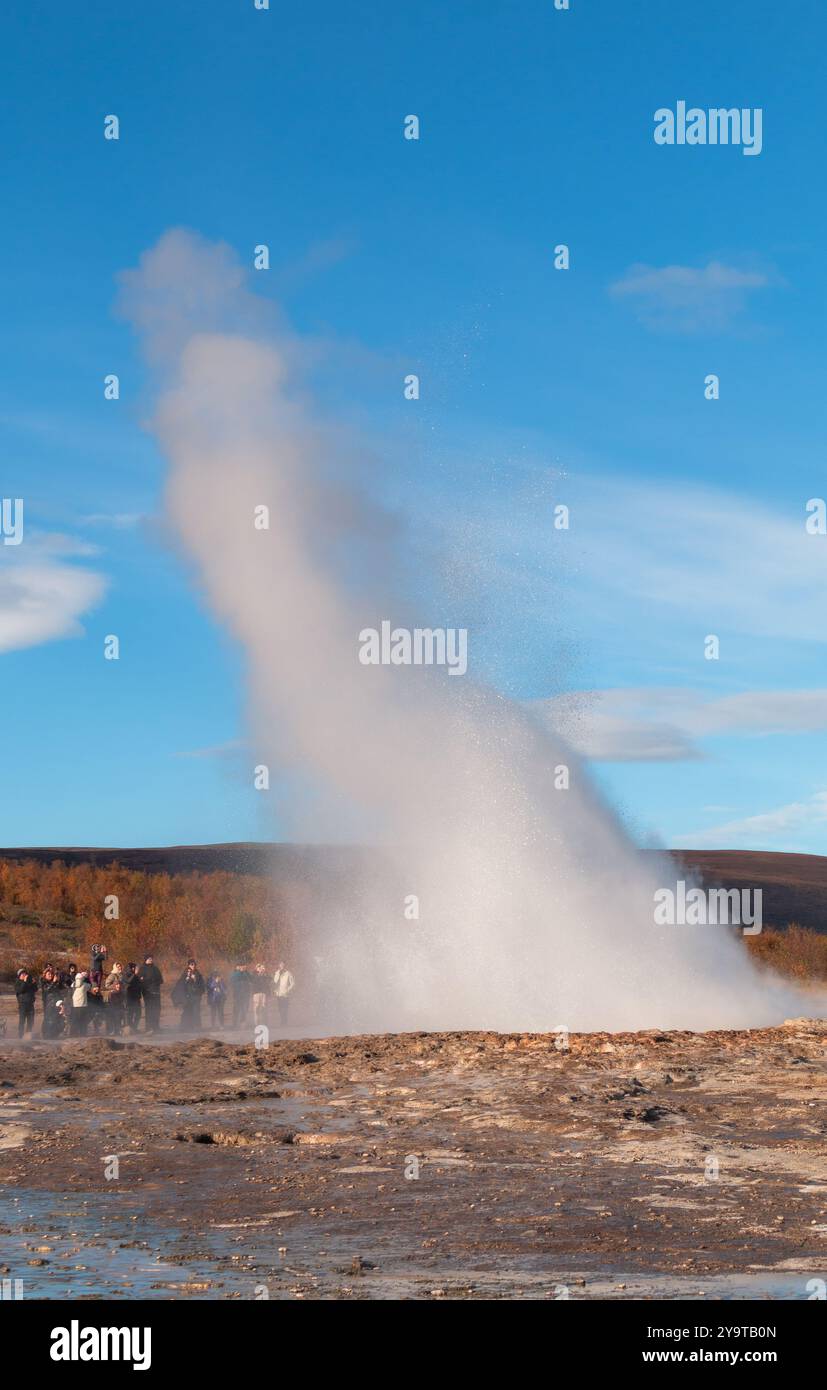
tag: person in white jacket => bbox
[272,962,295,1027]
[71,971,91,1037]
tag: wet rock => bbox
[622,1104,675,1124]
[604,1078,650,1102]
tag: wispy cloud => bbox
[565,475,827,649]
[679,791,827,850]
[450,471,827,672]
[273,236,356,294]
[532,688,827,762]
[0,532,107,654]
[81,512,143,530]
[174,739,247,760]
[609,259,774,332]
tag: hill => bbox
[1,844,826,933]
[668,850,827,936]
[0,842,359,877]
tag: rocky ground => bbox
[1,1019,825,1300]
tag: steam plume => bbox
[122,230,814,1033]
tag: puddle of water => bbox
[0,1190,239,1299]
[2,1189,820,1300]
[573,1270,823,1300]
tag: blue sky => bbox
[2,0,827,852]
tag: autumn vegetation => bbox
[0,857,300,982]
[746,924,827,982]
[2,855,827,993]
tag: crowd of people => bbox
[12,944,295,1040]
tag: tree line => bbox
[0,857,302,973]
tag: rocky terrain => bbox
[1,1021,825,1300]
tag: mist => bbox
[122,229,813,1034]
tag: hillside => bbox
[1,844,826,933]
[669,850,827,936]
[0,842,360,878]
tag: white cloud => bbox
[678,791,827,850]
[532,688,827,761]
[566,475,827,648]
[609,259,773,332]
[82,512,143,530]
[531,688,699,761]
[456,471,827,670]
[0,535,106,653]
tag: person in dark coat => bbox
[229,965,252,1029]
[59,963,77,999]
[172,959,205,1032]
[89,944,108,987]
[40,967,63,1039]
[206,972,226,1028]
[15,969,37,1038]
[137,955,164,1033]
[123,963,143,1033]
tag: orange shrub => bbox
[0,858,295,974]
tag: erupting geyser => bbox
[123,230,813,1034]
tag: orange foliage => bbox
[0,858,295,970]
